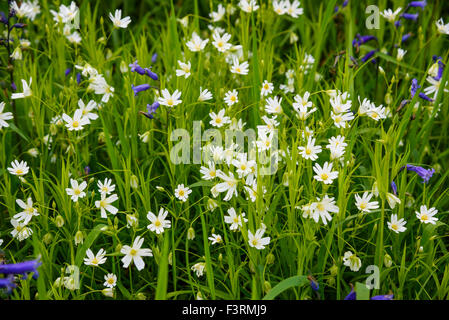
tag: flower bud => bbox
[130,174,139,189]
[264,281,271,293]
[43,233,53,245]
[74,230,84,246]
[187,227,195,240]
[55,215,65,228]
[266,253,275,265]
[135,292,146,300]
[102,288,114,298]
[384,253,393,267]
[330,264,338,276]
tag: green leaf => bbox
[262,275,308,300]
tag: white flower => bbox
[257,115,279,135]
[273,0,287,15]
[109,9,131,28]
[77,99,98,123]
[285,0,304,18]
[355,192,379,213]
[366,105,387,121]
[436,18,449,35]
[380,7,402,23]
[230,57,249,75]
[8,160,29,176]
[88,74,114,103]
[343,251,362,272]
[326,135,347,160]
[186,32,209,52]
[10,47,22,60]
[62,109,90,131]
[208,234,223,245]
[95,193,119,218]
[65,179,87,202]
[313,162,339,185]
[198,87,213,101]
[158,89,182,107]
[0,102,13,129]
[416,205,438,224]
[310,195,339,225]
[224,208,248,231]
[121,236,153,271]
[224,89,239,106]
[104,273,117,288]
[84,248,107,266]
[97,178,116,195]
[239,0,259,13]
[209,4,226,22]
[260,80,274,96]
[11,78,32,99]
[248,228,270,250]
[396,48,407,62]
[66,31,82,44]
[265,96,283,114]
[191,262,206,277]
[386,193,401,209]
[212,31,232,53]
[331,111,354,128]
[200,161,218,180]
[209,108,231,128]
[147,207,171,234]
[174,184,192,202]
[0,239,3,247]
[175,60,191,79]
[10,218,33,241]
[387,214,407,233]
[298,136,322,161]
[293,92,317,120]
[14,197,39,225]
[424,76,448,100]
[215,171,239,201]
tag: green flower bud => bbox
[384,253,393,268]
[136,292,146,300]
[130,174,139,189]
[266,253,275,265]
[74,230,84,246]
[55,215,64,228]
[187,227,195,240]
[43,233,53,245]
[264,281,271,293]
[330,264,338,276]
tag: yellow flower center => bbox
[72,121,79,128]
[16,169,23,175]
[321,173,328,180]
[167,99,174,106]
[155,219,161,227]
[178,189,185,196]
[421,214,428,221]
[130,249,137,256]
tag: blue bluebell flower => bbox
[394,20,402,28]
[407,0,427,9]
[144,67,158,81]
[307,275,319,291]
[361,50,377,63]
[151,53,158,64]
[129,60,146,75]
[76,72,81,84]
[402,33,413,43]
[370,294,394,300]
[411,78,433,101]
[84,166,91,175]
[401,13,419,21]
[405,164,435,183]
[352,34,377,47]
[344,285,356,300]
[131,83,152,96]
[0,12,8,25]
[391,181,398,195]
[65,68,72,77]
[0,259,42,279]
[0,275,16,293]
[140,101,160,119]
[11,82,17,91]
